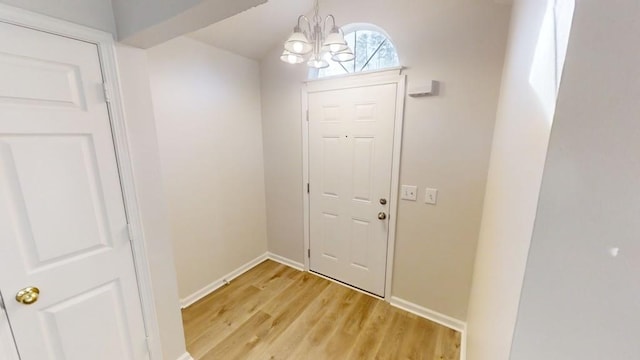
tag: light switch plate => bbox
[401,185,418,201]
[425,188,438,205]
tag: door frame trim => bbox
[0,4,162,359]
[301,69,406,301]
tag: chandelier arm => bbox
[297,15,312,37]
[323,14,337,33]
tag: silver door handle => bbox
[378,212,387,220]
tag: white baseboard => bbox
[389,296,466,332]
[267,252,304,271]
[179,252,304,309]
[176,352,194,360]
[390,296,467,333]
[177,256,466,359]
[179,253,268,308]
[390,296,467,360]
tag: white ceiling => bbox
[187,0,512,60]
[187,0,315,60]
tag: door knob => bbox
[378,212,387,220]
[15,287,40,305]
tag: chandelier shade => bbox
[284,27,313,55]
[324,27,348,53]
[280,50,306,64]
[280,0,353,69]
[307,56,329,69]
[331,48,355,62]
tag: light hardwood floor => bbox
[182,260,461,360]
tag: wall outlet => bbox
[425,188,438,205]
[401,185,418,201]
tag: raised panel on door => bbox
[0,135,113,270]
[321,136,342,198]
[309,83,397,297]
[0,21,148,360]
[351,137,375,203]
[349,217,372,270]
[39,281,134,359]
[320,213,340,261]
[0,52,86,110]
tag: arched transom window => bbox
[312,23,400,79]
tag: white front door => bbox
[308,82,398,297]
[0,22,148,360]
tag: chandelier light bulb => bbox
[287,54,299,64]
[292,42,304,54]
[307,57,329,69]
[280,50,304,64]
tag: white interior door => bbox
[0,297,19,360]
[0,22,148,360]
[308,83,397,297]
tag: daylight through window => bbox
[313,25,400,79]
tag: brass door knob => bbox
[15,287,40,305]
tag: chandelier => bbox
[280,0,354,69]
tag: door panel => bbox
[321,136,341,196]
[352,137,374,201]
[40,281,133,359]
[321,213,340,260]
[0,52,86,110]
[349,218,371,269]
[1,135,112,268]
[309,83,397,296]
[0,22,148,360]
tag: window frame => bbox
[309,23,401,80]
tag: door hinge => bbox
[127,223,135,242]
[102,82,112,103]
[306,109,309,122]
[308,248,311,258]
[307,183,310,194]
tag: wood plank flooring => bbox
[182,260,461,360]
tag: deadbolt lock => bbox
[379,198,387,205]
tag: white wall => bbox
[116,45,188,360]
[510,0,640,358]
[260,55,308,263]
[0,0,116,34]
[147,37,269,301]
[466,0,573,358]
[260,0,510,320]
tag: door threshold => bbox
[308,270,384,300]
